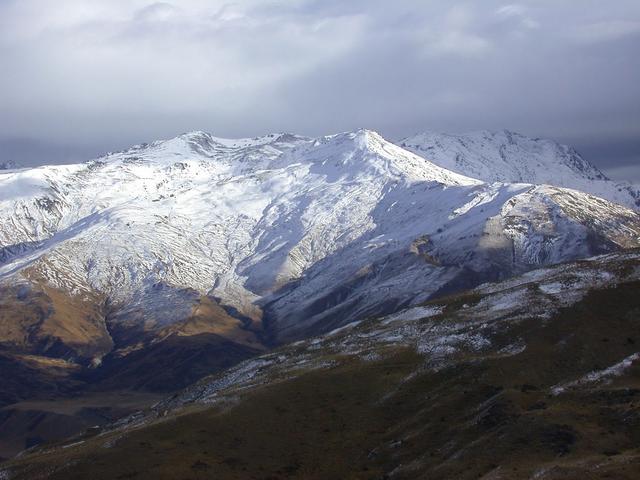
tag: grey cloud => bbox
[0,0,638,179]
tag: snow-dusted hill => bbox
[153,249,640,412]
[0,129,639,360]
[400,130,640,209]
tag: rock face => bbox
[400,129,640,209]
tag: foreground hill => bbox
[400,130,640,209]
[3,250,639,479]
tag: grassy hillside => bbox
[3,254,639,479]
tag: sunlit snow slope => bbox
[400,130,640,209]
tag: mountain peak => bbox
[322,128,382,145]
[178,130,308,148]
[398,129,640,208]
[177,130,213,142]
[292,128,480,186]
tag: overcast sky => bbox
[0,0,638,179]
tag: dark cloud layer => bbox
[0,0,638,179]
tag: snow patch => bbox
[552,352,640,395]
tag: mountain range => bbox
[0,128,639,471]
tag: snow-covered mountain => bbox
[0,128,639,365]
[399,130,640,209]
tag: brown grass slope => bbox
[0,286,266,459]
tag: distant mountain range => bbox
[400,129,640,209]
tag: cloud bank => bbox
[0,0,638,178]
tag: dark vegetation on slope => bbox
[4,276,639,479]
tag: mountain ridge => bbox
[399,129,640,209]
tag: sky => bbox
[0,0,639,179]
